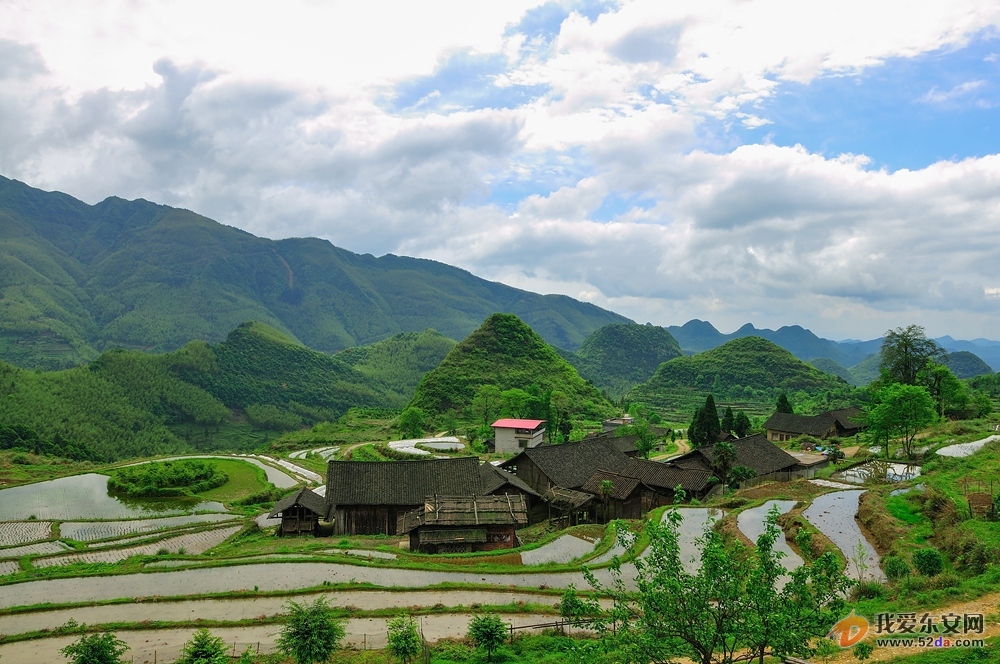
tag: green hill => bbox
[337,329,457,407]
[0,175,631,370]
[808,357,856,384]
[565,323,682,398]
[0,321,389,461]
[849,354,881,386]
[943,351,993,379]
[409,313,613,420]
[628,336,852,418]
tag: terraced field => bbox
[0,541,69,559]
[60,514,240,542]
[0,561,18,576]
[34,525,243,568]
[0,521,52,547]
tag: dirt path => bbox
[0,613,581,663]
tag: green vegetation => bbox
[276,597,346,664]
[562,323,682,398]
[178,628,229,664]
[809,357,857,384]
[864,383,938,459]
[386,615,422,664]
[628,336,855,418]
[409,313,614,422]
[107,459,228,497]
[60,632,129,664]
[0,175,628,370]
[198,459,272,502]
[943,350,993,378]
[467,614,507,663]
[338,330,457,407]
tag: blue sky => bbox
[2,1,1000,340]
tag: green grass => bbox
[886,495,926,525]
[197,459,271,502]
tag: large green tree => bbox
[689,395,721,447]
[467,614,507,663]
[864,383,937,459]
[733,411,752,438]
[177,628,228,664]
[566,507,851,664]
[775,393,793,414]
[917,361,968,417]
[720,406,735,434]
[879,325,943,386]
[60,633,129,664]
[386,615,422,664]
[276,598,346,664]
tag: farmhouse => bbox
[671,434,799,478]
[492,418,546,454]
[616,457,715,503]
[324,457,484,535]
[499,437,631,495]
[764,407,864,442]
[581,470,645,521]
[397,494,528,553]
[269,487,330,536]
[601,415,634,432]
[479,462,541,504]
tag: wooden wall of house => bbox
[596,493,643,522]
[482,524,517,551]
[280,505,318,536]
[512,458,552,495]
[331,504,420,535]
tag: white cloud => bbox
[1,1,1000,339]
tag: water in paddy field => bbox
[833,461,921,484]
[0,474,227,521]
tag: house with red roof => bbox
[492,418,546,454]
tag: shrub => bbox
[850,579,887,601]
[468,614,507,663]
[913,548,945,577]
[177,628,228,664]
[107,460,228,497]
[883,555,911,580]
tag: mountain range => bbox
[0,175,629,370]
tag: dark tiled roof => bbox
[269,488,330,519]
[618,458,712,492]
[764,407,864,437]
[326,457,484,506]
[479,463,541,497]
[541,486,594,510]
[581,470,642,500]
[687,434,799,476]
[500,438,631,489]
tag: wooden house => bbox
[581,470,645,521]
[324,457,484,536]
[269,488,330,536]
[616,458,715,505]
[671,434,799,479]
[397,494,528,554]
[764,407,864,442]
[499,437,631,495]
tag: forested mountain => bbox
[628,337,851,412]
[0,321,389,461]
[337,329,456,407]
[408,313,613,419]
[941,351,993,378]
[0,175,630,370]
[808,357,856,384]
[561,323,682,398]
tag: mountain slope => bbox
[0,321,390,461]
[0,175,631,369]
[628,337,851,416]
[564,323,682,398]
[337,329,457,407]
[943,351,993,379]
[409,313,613,418]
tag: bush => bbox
[177,628,228,664]
[107,459,228,497]
[883,555,911,580]
[850,579,888,601]
[913,548,945,577]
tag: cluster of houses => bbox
[269,411,857,553]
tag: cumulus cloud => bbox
[1,1,1000,339]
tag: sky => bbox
[2,0,1000,341]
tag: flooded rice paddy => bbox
[60,513,240,542]
[0,474,227,521]
[672,507,722,574]
[802,490,884,581]
[736,500,802,572]
[33,525,242,568]
[833,461,921,485]
[0,541,69,559]
[936,434,1000,458]
[521,534,595,565]
[0,521,52,547]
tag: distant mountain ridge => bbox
[667,320,1000,373]
[0,175,631,369]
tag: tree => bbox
[864,383,937,459]
[467,614,507,662]
[709,441,737,487]
[470,385,502,428]
[775,393,793,414]
[178,628,228,664]
[879,325,943,386]
[499,388,531,418]
[276,597,346,664]
[548,390,571,444]
[386,615,422,664]
[61,632,129,664]
[617,418,656,459]
[917,361,968,417]
[599,479,615,523]
[733,411,752,438]
[397,407,425,439]
[566,508,851,664]
[720,406,735,434]
[689,395,721,447]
